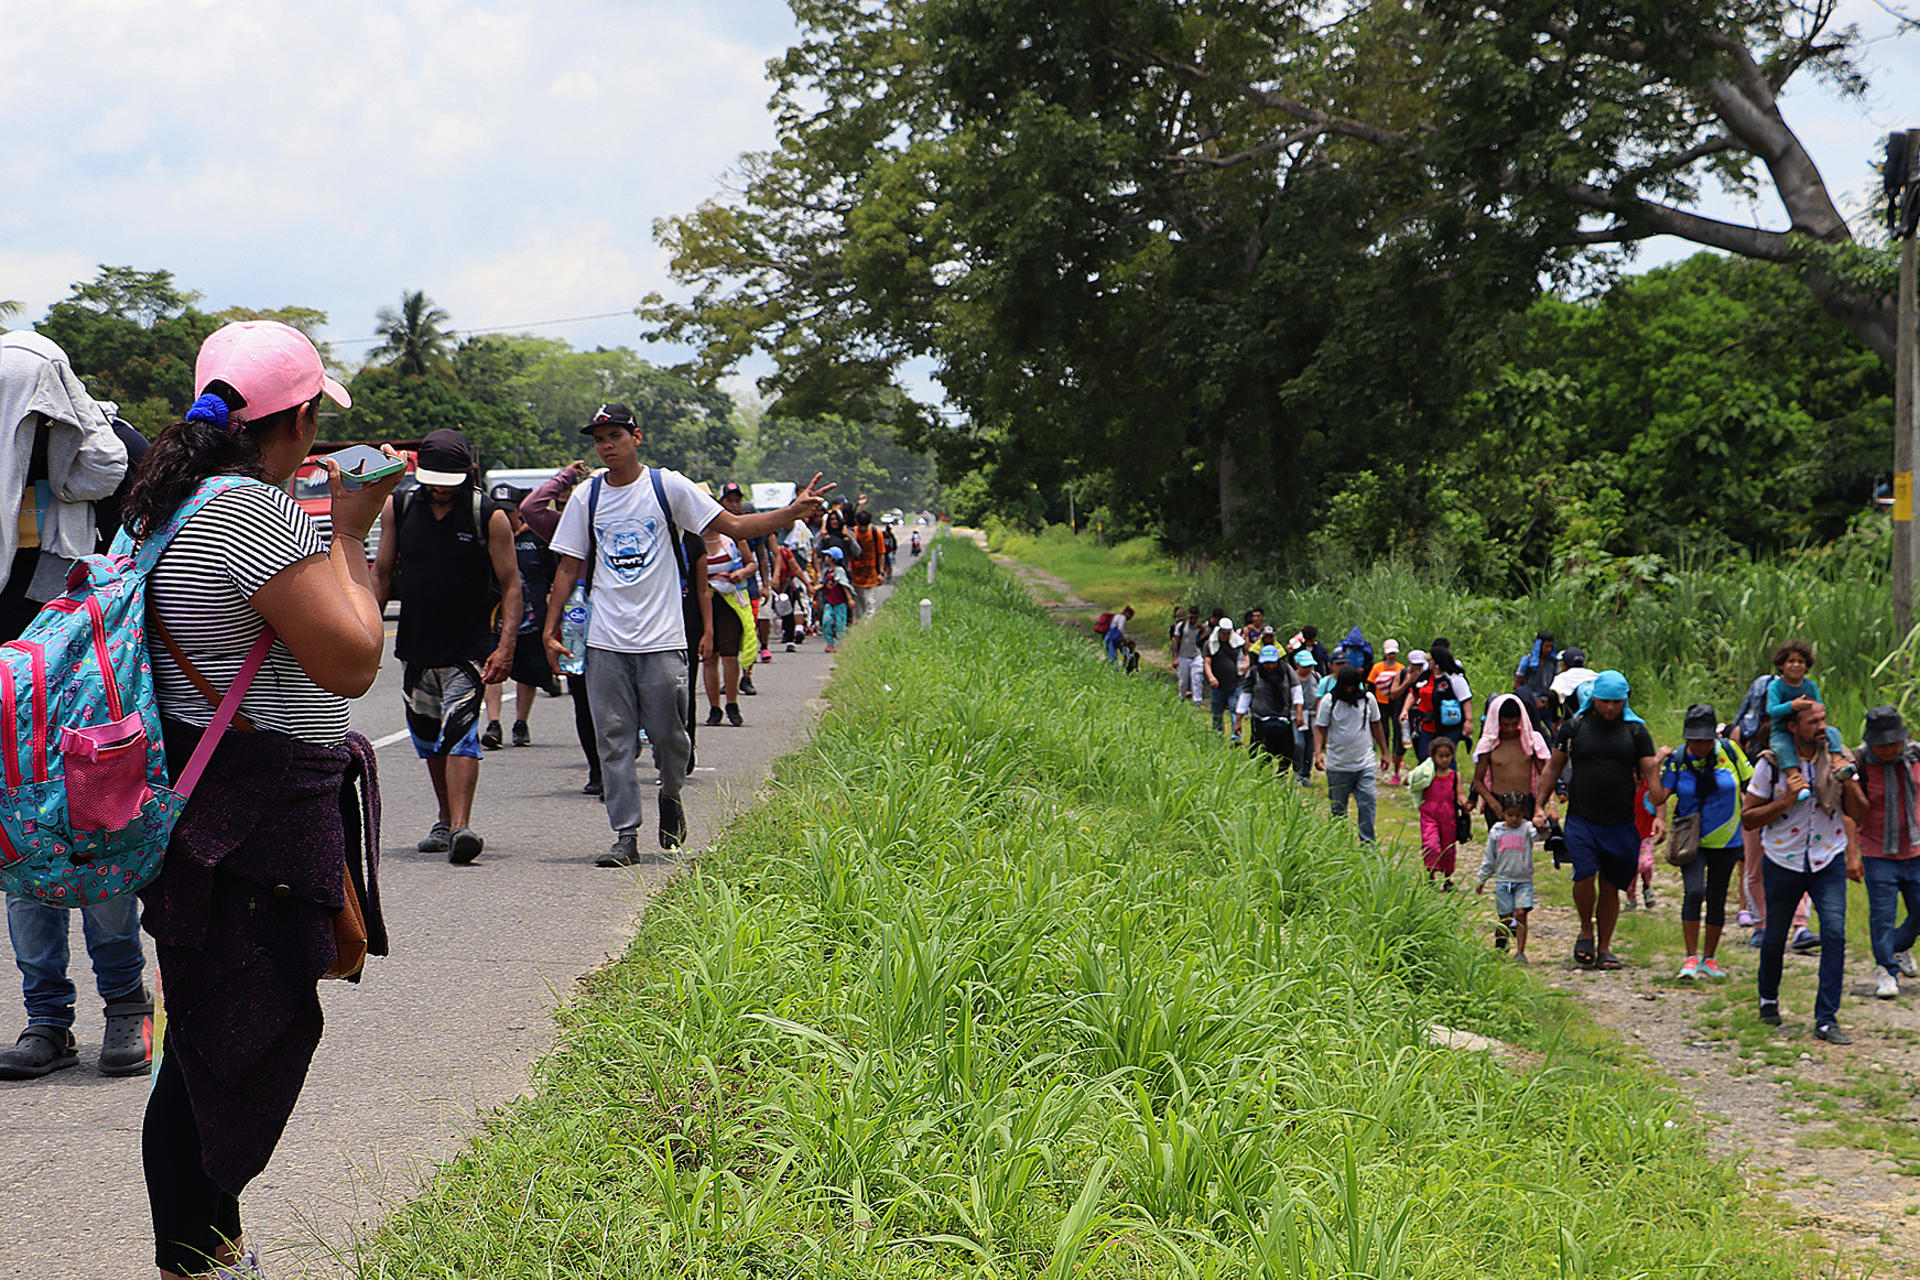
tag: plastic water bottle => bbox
[559,583,589,676]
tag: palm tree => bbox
[0,300,20,330]
[372,290,453,378]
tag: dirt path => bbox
[989,542,1920,1276]
[1528,895,1920,1270]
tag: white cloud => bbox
[0,0,798,356]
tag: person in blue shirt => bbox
[1648,703,1752,981]
[1767,640,1841,797]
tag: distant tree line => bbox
[7,267,940,514]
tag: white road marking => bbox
[371,729,411,750]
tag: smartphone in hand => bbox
[328,444,405,490]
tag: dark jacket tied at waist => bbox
[142,724,385,1196]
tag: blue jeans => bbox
[1210,683,1234,733]
[1863,856,1920,978]
[1105,629,1123,665]
[5,892,146,1028]
[1326,768,1377,842]
[1757,857,1848,1028]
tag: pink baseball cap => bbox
[195,321,350,420]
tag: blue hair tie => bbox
[185,392,230,430]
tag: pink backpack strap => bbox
[172,626,277,801]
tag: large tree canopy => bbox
[646,1,1910,551]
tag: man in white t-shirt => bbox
[545,404,832,866]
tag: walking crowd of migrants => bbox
[0,325,896,1278]
[1145,601,1920,1046]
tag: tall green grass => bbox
[363,540,1818,1278]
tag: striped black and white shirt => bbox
[147,483,349,746]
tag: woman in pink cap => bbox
[119,321,401,1279]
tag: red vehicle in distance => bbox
[292,441,419,560]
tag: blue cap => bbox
[1590,669,1631,700]
[825,547,845,561]
[1259,645,1281,663]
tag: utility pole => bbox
[1886,130,1920,637]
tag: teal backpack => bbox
[0,476,271,907]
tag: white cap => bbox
[1383,638,1400,654]
[1217,617,1235,631]
[1408,649,1429,665]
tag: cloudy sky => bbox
[3,0,1915,398]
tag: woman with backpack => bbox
[124,322,398,1280]
[1416,640,1476,763]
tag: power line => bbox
[330,309,638,348]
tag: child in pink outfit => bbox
[1412,737,1463,890]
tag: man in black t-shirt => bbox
[373,429,520,865]
[1535,669,1658,970]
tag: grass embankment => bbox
[1000,524,1920,1214]
[364,538,1813,1279]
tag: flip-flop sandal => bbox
[1597,953,1625,970]
[1573,939,1596,967]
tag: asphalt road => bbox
[0,562,916,1278]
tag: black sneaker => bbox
[0,1026,79,1079]
[726,702,744,727]
[448,828,484,865]
[706,706,723,727]
[582,776,604,797]
[1789,928,1821,954]
[511,720,530,747]
[659,795,687,850]
[740,673,758,696]
[480,720,503,750]
[1815,1023,1853,1045]
[1758,1001,1782,1026]
[596,832,641,868]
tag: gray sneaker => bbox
[597,831,641,868]
[1899,950,1918,979]
[447,828,484,866]
[417,821,451,854]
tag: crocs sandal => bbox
[1573,938,1596,967]
[1596,952,1625,970]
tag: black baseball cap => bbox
[414,429,473,487]
[581,403,637,436]
[1865,705,1908,747]
[489,482,530,505]
[719,482,744,501]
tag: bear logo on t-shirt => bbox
[604,516,664,583]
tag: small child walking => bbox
[1624,779,1658,910]
[1476,791,1538,962]
[1409,736,1463,890]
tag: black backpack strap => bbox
[581,476,604,594]
[648,468,688,590]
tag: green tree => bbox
[372,290,454,379]
[515,346,739,479]
[34,265,217,432]
[749,414,938,512]
[648,1,1541,549]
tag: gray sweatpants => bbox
[584,646,692,834]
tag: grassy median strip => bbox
[363,539,1815,1279]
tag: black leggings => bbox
[570,674,600,781]
[145,1044,242,1273]
[1680,845,1743,926]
